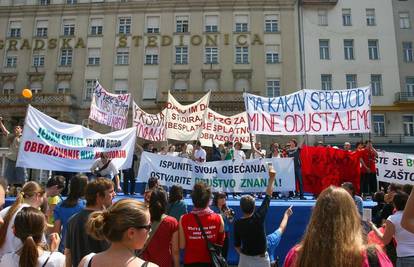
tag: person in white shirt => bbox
[233,142,246,161]
[193,141,206,163]
[0,207,65,267]
[250,141,266,159]
[90,152,121,192]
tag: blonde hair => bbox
[295,186,364,267]
[86,199,149,242]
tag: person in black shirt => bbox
[234,165,276,267]
[287,139,305,199]
[64,178,115,267]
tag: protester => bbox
[142,187,179,267]
[211,192,235,259]
[370,191,414,267]
[0,178,7,209]
[0,207,64,267]
[179,182,225,266]
[343,142,352,151]
[267,206,293,267]
[46,175,66,224]
[212,138,224,161]
[372,191,386,227]
[78,199,156,267]
[178,143,190,159]
[287,139,304,199]
[283,186,392,267]
[0,181,45,258]
[268,143,280,158]
[341,182,363,217]
[380,183,403,224]
[357,140,378,197]
[402,187,414,234]
[64,178,115,267]
[90,152,122,192]
[159,146,168,155]
[144,177,159,204]
[167,145,177,156]
[0,118,26,190]
[250,141,266,159]
[193,141,207,163]
[166,185,187,222]
[144,143,154,153]
[234,165,276,267]
[224,141,234,160]
[122,152,138,195]
[234,142,246,161]
[53,175,88,252]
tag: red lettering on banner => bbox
[331,112,345,131]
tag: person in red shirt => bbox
[142,187,179,267]
[179,182,225,267]
[358,140,378,196]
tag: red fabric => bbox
[300,146,361,194]
[367,228,386,249]
[359,148,377,174]
[181,212,224,264]
[142,216,178,267]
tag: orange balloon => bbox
[22,88,32,99]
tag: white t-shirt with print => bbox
[387,211,414,257]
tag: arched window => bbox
[2,82,15,95]
[30,82,42,94]
[57,81,70,94]
[173,79,187,91]
[235,78,250,91]
[203,79,218,91]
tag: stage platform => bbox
[4,195,375,265]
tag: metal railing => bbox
[0,93,77,106]
[321,134,414,145]
[159,91,260,103]
[395,91,414,102]
[301,0,338,5]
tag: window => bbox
[399,12,411,29]
[145,47,159,65]
[373,114,385,136]
[62,19,75,36]
[366,9,376,26]
[266,45,280,64]
[321,74,332,90]
[39,0,50,5]
[118,17,131,34]
[173,79,188,91]
[344,39,354,60]
[267,80,280,97]
[368,40,379,60]
[264,15,278,32]
[403,42,413,62]
[371,74,382,96]
[5,52,17,68]
[67,0,77,4]
[203,79,218,91]
[146,16,160,34]
[90,18,103,35]
[235,78,250,91]
[406,77,414,93]
[57,81,70,94]
[35,20,48,37]
[318,9,328,26]
[346,74,357,89]
[2,82,15,95]
[84,80,97,101]
[143,79,157,100]
[175,46,188,64]
[114,80,128,94]
[116,48,129,65]
[235,46,249,64]
[403,115,414,136]
[205,15,218,33]
[60,49,73,66]
[8,21,21,38]
[342,9,352,26]
[32,52,45,67]
[319,39,330,60]
[176,16,189,33]
[87,48,100,65]
[205,47,219,64]
[30,82,42,94]
[235,15,249,32]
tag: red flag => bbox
[300,146,361,194]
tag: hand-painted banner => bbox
[199,109,253,149]
[89,81,131,129]
[376,151,414,185]
[132,101,166,142]
[137,151,295,192]
[165,91,210,141]
[17,105,137,172]
[300,146,361,194]
[244,86,371,135]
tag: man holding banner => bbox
[90,152,122,192]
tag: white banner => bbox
[132,101,166,142]
[376,151,414,185]
[17,105,137,172]
[165,91,210,141]
[89,81,131,129]
[199,109,253,149]
[244,86,371,135]
[137,152,295,192]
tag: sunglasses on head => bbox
[136,224,151,231]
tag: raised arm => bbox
[266,166,276,197]
[278,206,293,234]
[402,189,414,234]
[0,118,10,136]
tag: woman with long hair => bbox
[142,187,179,267]
[52,175,88,252]
[283,186,392,267]
[0,207,64,267]
[211,192,234,260]
[166,185,187,222]
[78,199,157,267]
[0,181,45,257]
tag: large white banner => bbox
[376,151,414,185]
[199,109,253,149]
[137,152,295,192]
[17,105,137,172]
[244,86,371,135]
[132,101,166,142]
[165,91,210,141]
[89,81,131,129]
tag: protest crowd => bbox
[0,86,413,267]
